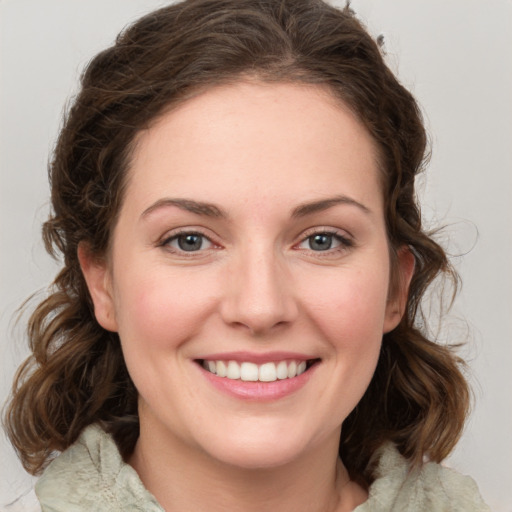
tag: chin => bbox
[195,421,322,470]
[208,441,304,470]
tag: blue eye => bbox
[297,232,351,252]
[165,233,213,252]
[308,233,335,251]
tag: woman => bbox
[3,0,490,510]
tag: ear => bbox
[383,245,415,334]
[78,243,118,332]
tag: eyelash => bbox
[295,229,354,256]
[158,228,354,256]
[159,229,218,256]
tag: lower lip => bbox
[197,362,317,401]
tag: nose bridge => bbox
[222,240,297,335]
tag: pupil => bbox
[178,234,202,251]
[310,234,332,251]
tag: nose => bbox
[220,248,298,336]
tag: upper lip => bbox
[195,351,318,364]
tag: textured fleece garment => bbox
[34,424,490,511]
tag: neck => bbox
[129,417,367,512]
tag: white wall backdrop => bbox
[1,1,510,510]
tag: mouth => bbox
[196,358,321,383]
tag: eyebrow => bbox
[141,194,371,221]
[291,195,372,218]
[141,198,227,219]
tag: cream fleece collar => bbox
[35,424,489,511]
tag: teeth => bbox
[240,362,259,382]
[216,361,227,377]
[227,361,241,379]
[276,361,288,380]
[287,360,297,378]
[259,362,277,382]
[201,359,313,382]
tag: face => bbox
[81,82,411,469]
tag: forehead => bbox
[123,81,383,216]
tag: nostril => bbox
[227,318,292,337]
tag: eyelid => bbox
[156,226,354,256]
[298,226,353,242]
[294,227,354,253]
[158,227,221,254]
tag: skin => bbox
[80,81,414,512]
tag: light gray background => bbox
[1,1,511,510]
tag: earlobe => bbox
[77,243,118,332]
[383,246,415,334]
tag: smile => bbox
[199,359,318,382]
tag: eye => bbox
[297,231,352,252]
[307,233,337,251]
[163,232,214,252]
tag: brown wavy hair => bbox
[4,0,469,486]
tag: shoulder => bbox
[34,424,163,511]
[355,443,491,512]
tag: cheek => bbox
[307,268,388,411]
[112,268,218,353]
[302,266,390,344]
